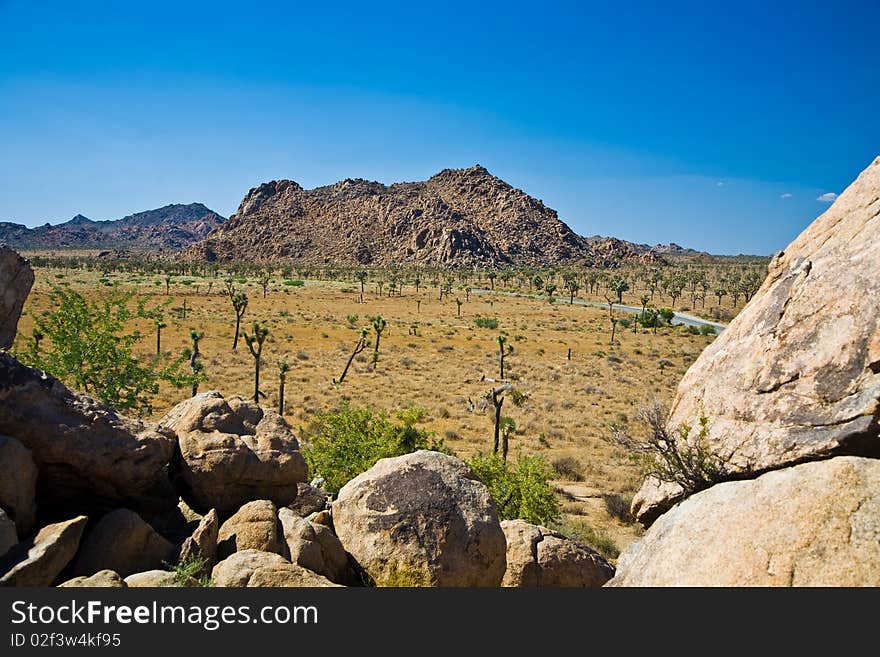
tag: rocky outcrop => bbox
[500,520,615,587]
[217,500,284,560]
[0,435,38,535]
[74,509,176,578]
[59,570,127,588]
[0,204,225,252]
[179,508,219,571]
[211,549,339,587]
[278,508,354,585]
[633,156,880,525]
[159,392,308,516]
[287,483,329,517]
[0,516,88,587]
[0,354,177,517]
[332,451,506,587]
[0,245,34,349]
[124,570,177,587]
[188,166,656,268]
[610,457,880,586]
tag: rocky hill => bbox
[0,203,225,251]
[188,166,664,268]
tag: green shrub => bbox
[474,316,499,329]
[699,323,716,336]
[301,404,446,493]
[551,456,584,481]
[554,517,620,561]
[468,453,560,525]
[283,279,305,287]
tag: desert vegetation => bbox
[12,252,765,555]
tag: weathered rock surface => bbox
[0,245,34,349]
[501,520,615,587]
[333,450,506,587]
[611,457,880,586]
[124,570,177,587]
[187,166,662,268]
[217,500,283,560]
[211,549,340,587]
[0,509,17,558]
[179,508,219,570]
[278,508,354,585]
[0,515,87,587]
[634,156,880,524]
[287,483,328,517]
[74,509,176,578]
[159,392,308,516]
[0,353,177,517]
[0,435,37,535]
[59,570,126,588]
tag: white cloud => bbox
[816,192,838,203]
[780,193,792,199]
[716,181,725,187]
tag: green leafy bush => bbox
[301,404,446,493]
[473,316,499,329]
[468,453,560,525]
[283,279,305,287]
[699,323,716,336]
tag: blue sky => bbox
[1,1,877,255]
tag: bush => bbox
[474,317,499,329]
[551,456,584,481]
[468,453,560,525]
[699,323,716,336]
[554,518,620,561]
[300,404,447,494]
[283,279,305,287]
[602,493,634,524]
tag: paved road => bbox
[471,289,727,334]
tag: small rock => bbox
[287,483,328,517]
[59,570,126,588]
[179,509,219,572]
[278,508,354,585]
[217,500,283,560]
[124,570,178,587]
[0,515,88,587]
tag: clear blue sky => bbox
[1,0,877,255]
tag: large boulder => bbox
[0,509,17,558]
[179,508,219,571]
[501,520,615,587]
[610,457,880,586]
[633,156,880,525]
[278,508,355,585]
[211,549,340,587]
[0,245,34,350]
[159,392,308,516]
[59,570,126,588]
[74,509,176,578]
[0,515,88,587]
[332,450,506,587]
[0,354,177,518]
[217,500,283,560]
[0,435,38,535]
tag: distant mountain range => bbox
[186,165,677,268]
[0,203,225,251]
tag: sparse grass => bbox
[554,517,620,561]
[552,456,584,481]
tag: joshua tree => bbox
[230,291,248,350]
[413,275,421,293]
[638,294,649,333]
[334,327,368,385]
[357,270,367,302]
[243,321,269,403]
[498,334,513,379]
[370,315,387,370]
[487,271,497,290]
[610,276,629,303]
[604,293,619,344]
[416,299,422,313]
[486,383,527,460]
[565,276,580,304]
[188,330,204,397]
[278,359,290,415]
[154,316,167,356]
[545,282,557,302]
[165,275,172,295]
[260,275,270,298]
[500,416,517,462]
[456,297,463,317]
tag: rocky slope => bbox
[188,165,664,268]
[0,203,225,251]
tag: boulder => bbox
[211,549,340,587]
[124,570,177,587]
[0,435,38,535]
[332,450,506,587]
[0,245,34,350]
[0,509,17,558]
[59,570,126,588]
[217,500,283,560]
[501,520,615,587]
[74,509,176,578]
[287,483,329,517]
[633,156,880,525]
[0,353,177,518]
[0,515,87,587]
[159,392,308,516]
[610,457,880,586]
[278,508,355,585]
[143,498,204,546]
[179,508,219,571]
